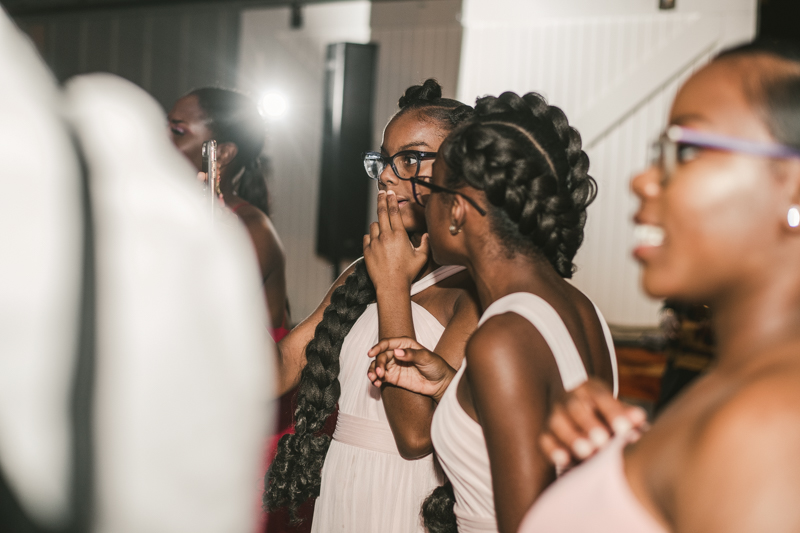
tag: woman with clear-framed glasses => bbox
[366,91,618,533]
[264,79,481,533]
[521,40,800,533]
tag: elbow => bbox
[396,435,434,460]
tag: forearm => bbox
[275,331,309,397]
[376,285,415,340]
[382,386,437,458]
[375,285,438,456]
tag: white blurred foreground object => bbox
[0,8,275,533]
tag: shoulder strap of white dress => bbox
[590,302,619,398]
[478,293,588,392]
[410,265,467,297]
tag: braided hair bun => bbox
[441,91,596,278]
[396,79,474,129]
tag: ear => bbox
[449,194,468,233]
[779,159,800,231]
[217,142,238,168]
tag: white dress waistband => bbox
[332,412,400,455]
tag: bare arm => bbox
[273,261,358,397]
[236,205,287,329]
[465,316,560,533]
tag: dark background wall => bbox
[758,0,800,43]
[14,3,241,112]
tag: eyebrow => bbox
[670,114,709,126]
[380,141,432,154]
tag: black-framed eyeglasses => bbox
[651,125,800,184]
[362,150,438,187]
[409,177,487,216]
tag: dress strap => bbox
[410,265,467,297]
[478,293,588,392]
[591,302,619,398]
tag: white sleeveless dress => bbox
[311,265,466,533]
[430,293,619,532]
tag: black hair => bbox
[715,39,800,150]
[440,91,596,278]
[189,87,271,216]
[395,78,474,130]
[264,79,471,522]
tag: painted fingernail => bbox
[588,427,610,447]
[629,407,648,425]
[394,348,405,356]
[572,438,594,459]
[612,416,633,435]
[550,449,570,468]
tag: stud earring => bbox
[449,224,461,235]
[789,205,800,228]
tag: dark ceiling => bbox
[3,0,382,16]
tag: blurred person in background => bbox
[169,88,289,338]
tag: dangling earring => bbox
[449,223,461,235]
[789,205,800,228]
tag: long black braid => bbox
[264,259,375,521]
[422,91,595,533]
[264,79,471,523]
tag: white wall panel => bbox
[238,2,371,322]
[457,0,757,326]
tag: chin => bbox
[641,271,705,304]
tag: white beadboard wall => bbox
[457,0,757,326]
[367,0,464,224]
[237,2,372,322]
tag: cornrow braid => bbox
[264,259,375,521]
[441,91,596,278]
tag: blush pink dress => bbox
[311,265,466,533]
[518,431,667,533]
[430,293,618,532]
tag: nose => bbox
[378,162,399,189]
[631,165,662,202]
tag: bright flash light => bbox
[259,92,289,119]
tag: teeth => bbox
[634,225,664,247]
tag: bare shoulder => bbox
[234,204,283,249]
[696,370,800,449]
[466,313,555,386]
[673,369,800,532]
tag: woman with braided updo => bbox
[367,91,618,532]
[265,80,480,532]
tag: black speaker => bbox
[316,42,378,269]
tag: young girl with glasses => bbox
[368,91,618,533]
[264,80,481,533]
[525,40,800,533]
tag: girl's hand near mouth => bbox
[363,189,431,292]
